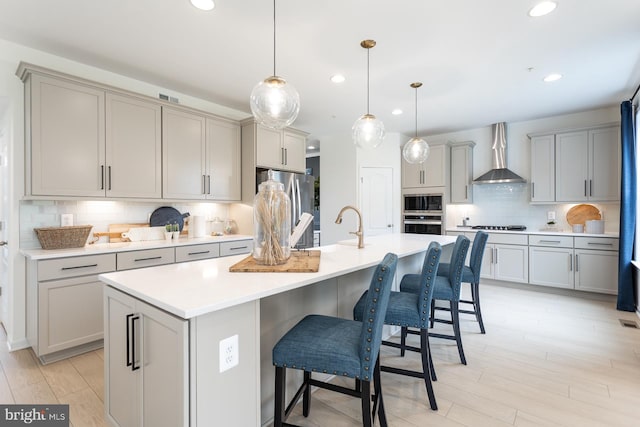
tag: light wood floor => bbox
[1,283,639,427]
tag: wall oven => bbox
[403,193,443,235]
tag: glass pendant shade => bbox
[250,76,300,130]
[402,137,430,164]
[352,113,385,149]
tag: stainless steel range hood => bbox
[473,122,526,184]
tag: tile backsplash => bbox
[20,200,236,248]
[445,184,620,233]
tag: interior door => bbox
[0,101,9,327]
[360,167,393,236]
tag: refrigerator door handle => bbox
[296,178,302,218]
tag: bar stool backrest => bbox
[469,231,489,282]
[447,235,470,299]
[357,252,397,379]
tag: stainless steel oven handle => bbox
[403,220,442,225]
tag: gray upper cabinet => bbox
[27,73,106,197]
[530,134,555,202]
[402,142,448,191]
[106,93,162,198]
[19,63,244,202]
[529,124,620,203]
[162,107,207,199]
[449,141,474,204]
[162,107,241,201]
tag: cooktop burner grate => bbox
[471,225,527,231]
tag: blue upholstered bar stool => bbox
[353,242,442,410]
[272,253,397,427]
[400,235,470,364]
[434,231,489,333]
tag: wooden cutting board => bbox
[566,204,601,225]
[108,223,149,242]
[229,250,321,272]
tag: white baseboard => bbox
[7,337,30,352]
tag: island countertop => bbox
[98,233,456,319]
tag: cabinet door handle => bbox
[207,175,211,195]
[569,254,573,271]
[126,313,134,368]
[108,166,112,191]
[575,254,579,272]
[494,248,498,264]
[584,180,587,197]
[531,182,535,198]
[589,179,593,197]
[284,148,288,165]
[465,185,468,199]
[281,147,285,165]
[188,250,210,256]
[134,256,162,262]
[101,165,105,190]
[131,314,140,371]
[202,175,206,194]
[61,263,98,271]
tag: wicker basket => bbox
[34,225,93,249]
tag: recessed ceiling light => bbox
[190,0,215,11]
[330,74,345,83]
[543,73,563,82]
[529,1,557,17]
[391,109,403,115]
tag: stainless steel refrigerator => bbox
[257,170,315,249]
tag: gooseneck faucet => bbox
[335,205,364,249]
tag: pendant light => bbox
[402,82,430,164]
[352,40,385,149]
[250,0,300,130]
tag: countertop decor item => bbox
[149,206,190,231]
[402,82,429,164]
[253,170,291,265]
[230,250,320,272]
[249,0,300,129]
[352,39,385,149]
[35,225,92,249]
[566,204,601,225]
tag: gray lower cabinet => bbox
[27,254,116,363]
[529,235,619,294]
[104,286,188,427]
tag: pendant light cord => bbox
[273,0,277,76]
[366,47,370,115]
[414,87,418,138]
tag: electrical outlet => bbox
[547,211,556,221]
[61,214,74,227]
[219,334,239,373]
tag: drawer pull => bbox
[134,256,162,262]
[587,242,614,247]
[538,240,561,244]
[61,263,98,271]
[188,250,210,256]
[228,246,248,251]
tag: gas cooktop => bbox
[471,225,527,231]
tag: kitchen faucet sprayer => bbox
[335,205,364,248]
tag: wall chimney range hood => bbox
[473,122,526,184]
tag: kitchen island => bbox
[98,233,456,427]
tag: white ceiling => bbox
[1,0,639,151]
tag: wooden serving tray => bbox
[566,204,601,225]
[229,250,320,273]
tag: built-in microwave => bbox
[403,193,443,213]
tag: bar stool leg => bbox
[303,371,311,417]
[421,329,438,410]
[274,366,286,427]
[451,301,467,365]
[372,357,388,427]
[473,282,486,334]
[400,326,407,357]
[360,380,372,427]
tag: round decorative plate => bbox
[566,204,601,225]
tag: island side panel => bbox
[192,300,260,427]
[259,277,339,425]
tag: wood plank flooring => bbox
[1,283,638,427]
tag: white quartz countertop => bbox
[98,233,456,320]
[21,234,253,260]
[447,227,619,238]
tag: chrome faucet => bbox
[335,205,364,248]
